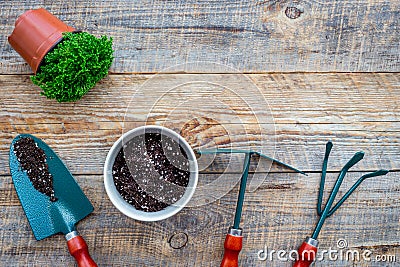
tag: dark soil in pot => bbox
[13,137,57,202]
[112,133,190,212]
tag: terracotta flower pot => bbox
[8,8,75,73]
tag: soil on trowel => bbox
[112,133,190,212]
[13,137,57,202]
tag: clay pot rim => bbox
[8,8,76,73]
[35,30,82,73]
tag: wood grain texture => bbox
[1,0,399,265]
[0,72,398,265]
[0,173,398,266]
[0,73,398,175]
[0,1,399,73]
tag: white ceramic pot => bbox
[104,125,198,221]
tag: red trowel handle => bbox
[66,231,97,267]
[293,238,318,267]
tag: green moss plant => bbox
[31,32,114,102]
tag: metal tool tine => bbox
[254,152,307,176]
[197,149,250,155]
[321,151,365,212]
[317,141,333,216]
[326,169,389,217]
[311,151,364,239]
[196,149,306,175]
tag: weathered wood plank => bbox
[1,1,399,73]
[1,73,398,265]
[1,125,398,176]
[1,74,399,124]
[0,73,398,175]
[1,173,398,266]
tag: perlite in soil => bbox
[13,137,57,202]
[112,133,190,212]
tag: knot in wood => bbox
[168,232,188,249]
[285,6,303,19]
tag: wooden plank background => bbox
[1,73,399,175]
[0,1,399,267]
[0,0,399,73]
[1,73,399,266]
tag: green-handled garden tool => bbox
[293,141,389,267]
[197,149,306,267]
[9,134,97,267]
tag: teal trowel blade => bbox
[9,134,93,240]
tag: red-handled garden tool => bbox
[9,134,97,267]
[293,141,389,267]
[197,149,306,267]
[219,153,250,267]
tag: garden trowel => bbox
[9,134,97,267]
